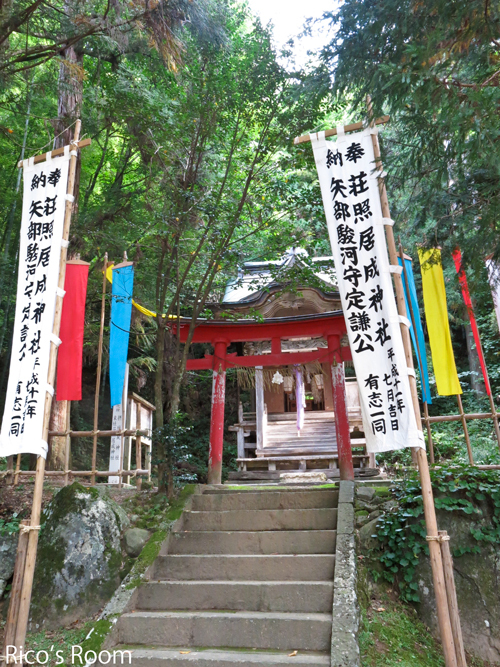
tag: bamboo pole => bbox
[427,412,494,423]
[13,469,150,478]
[92,252,108,485]
[439,530,467,667]
[14,453,21,486]
[49,428,149,437]
[456,394,474,465]
[423,401,435,464]
[64,401,71,486]
[487,391,500,455]
[366,97,459,667]
[11,121,84,655]
[16,138,91,167]
[2,520,29,662]
[293,115,390,145]
[136,403,142,491]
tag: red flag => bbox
[56,262,89,401]
[452,249,491,395]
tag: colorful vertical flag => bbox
[56,261,89,401]
[398,255,432,404]
[452,249,491,395]
[485,257,500,334]
[109,263,134,407]
[418,249,462,396]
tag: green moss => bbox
[42,482,100,525]
[373,487,391,497]
[356,510,369,517]
[79,618,117,655]
[125,484,197,590]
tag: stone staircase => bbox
[108,486,349,666]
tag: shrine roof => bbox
[223,248,337,305]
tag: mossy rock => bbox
[31,482,129,629]
[414,508,500,663]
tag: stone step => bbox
[153,554,335,581]
[105,647,330,666]
[117,610,333,651]
[137,580,334,613]
[192,489,338,511]
[202,486,338,495]
[168,529,337,555]
[179,508,337,532]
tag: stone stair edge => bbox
[103,646,330,666]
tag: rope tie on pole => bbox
[426,534,451,543]
[19,524,41,535]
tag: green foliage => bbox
[373,465,500,602]
[324,0,500,279]
[0,513,19,536]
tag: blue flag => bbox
[398,256,432,404]
[110,264,134,406]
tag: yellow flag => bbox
[132,300,157,318]
[418,248,462,396]
[106,264,114,284]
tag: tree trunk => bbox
[465,323,485,395]
[47,394,67,471]
[155,321,167,493]
[47,7,84,470]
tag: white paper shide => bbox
[0,152,70,458]
[310,128,422,452]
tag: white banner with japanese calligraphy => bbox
[0,150,71,458]
[310,128,423,452]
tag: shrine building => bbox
[178,248,374,485]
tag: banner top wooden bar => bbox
[293,115,390,145]
[17,138,91,167]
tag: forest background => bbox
[1,0,500,492]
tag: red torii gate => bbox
[178,311,355,484]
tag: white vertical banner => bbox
[109,363,129,483]
[310,128,422,453]
[0,150,71,459]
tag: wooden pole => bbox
[366,97,458,667]
[13,454,21,486]
[2,520,29,662]
[423,401,435,464]
[10,121,84,656]
[456,394,474,465]
[64,401,71,486]
[16,138,91,167]
[92,252,108,485]
[439,530,468,667]
[293,115,390,145]
[136,402,142,491]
